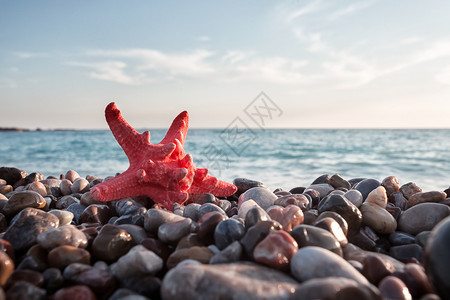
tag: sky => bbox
[1,0,450,129]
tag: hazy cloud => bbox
[0,78,18,89]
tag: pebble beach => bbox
[0,166,449,300]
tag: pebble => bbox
[244,205,270,229]
[233,177,265,196]
[407,191,447,208]
[362,254,395,285]
[267,204,304,232]
[424,215,450,299]
[182,203,201,221]
[389,244,423,263]
[43,268,63,293]
[415,231,431,248]
[209,240,242,264]
[237,199,259,219]
[79,204,115,224]
[59,179,73,196]
[398,203,450,235]
[48,245,91,269]
[55,195,79,209]
[63,263,117,296]
[144,208,185,234]
[121,275,161,298]
[17,244,48,271]
[0,166,26,186]
[214,218,246,250]
[329,173,352,190]
[360,202,397,234]
[304,183,334,199]
[240,220,282,258]
[53,285,96,300]
[166,246,214,269]
[64,170,80,182]
[65,203,86,224]
[389,231,416,246]
[238,186,278,210]
[48,209,74,225]
[3,208,59,252]
[274,194,310,211]
[91,224,133,262]
[188,193,216,205]
[379,276,412,300]
[365,186,388,208]
[197,202,227,218]
[253,230,298,271]
[316,210,348,236]
[5,280,46,300]
[27,181,48,197]
[37,224,88,250]
[2,191,46,216]
[161,262,300,299]
[158,217,193,244]
[318,193,363,236]
[344,189,363,207]
[354,178,381,200]
[314,217,348,247]
[381,176,400,199]
[197,211,228,245]
[0,250,14,286]
[311,174,331,184]
[400,182,422,199]
[292,277,359,300]
[118,224,148,244]
[290,224,343,256]
[290,246,369,284]
[110,245,163,280]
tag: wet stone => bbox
[63,263,117,296]
[290,224,342,256]
[16,244,48,272]
[407,191,447,208]
[214,218,246,250]
[318,193,362,236]
[183,203,201,221]
[311,174,331,185]
[395,263,433,298]
[210,240,242,264]
[240,220,282,258]
[118,224,148,244]
[354,178,381,201]
[3,208,59,252]
[303,209,318,225]
[55,195,79,210]
[166,246,214,269]
[37,224,88,250]
[48,245,91,269]
[292,277,359,300]
[424,215,450,300]
[162,262,300,300]
[389,231,416,246]
[48,209,74,226]
[65,203,86,224]
[253,230,298,271]
[304,189,320,208]
[115,198,144,216]
[415,231,431,248]
[158,217,193,244]
[141,237,171,262]
[382,176,400,200]
[238,187,277,210]
[393,191,409,210]
[6,280,46,300]
[53,285,96,300]
[274,194,310,211]
[314,217,348,247]
[0,251,14,286]
[5,269,44,290]
[27,181,47,197]
[237,199,260,219]
[0,166,26,186]
[59,179,72,196]
[2,191,46,216]
[398,203,450,235]
[344,190,364,207]
[289,186,305,194]
[291,246,369,284]
[113,207,146,227]
[400,182,422,199]
[188,193,216,205]
[267,204,304,232]
[197,211,228,245]
[197,203,227,218]
[91,224,134,262]
[366,186,388,208]
[389,244,424,263]
[360,202,397,235]
[305,183,334,199]
[343,243,405,273]
[217,199,232,213]
[110,245,163,281]
[244,206,270,229]
[317,210,348,236]
[329,173,351,190]
[0,239,14,261]
[379,276,412,300]
[362,254,395,285]
[144,208,185,234]
[79,204,115,225]
[121,275,161,299]
[233,177,265,196]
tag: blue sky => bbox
[1,0,450,129]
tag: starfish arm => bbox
[160,111,189,146]
[188,173,237,197]
[91,169,141,201]
[105,102,149,165]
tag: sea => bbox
[1,129,450,192]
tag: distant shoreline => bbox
[0,127,74,132]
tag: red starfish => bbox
[90,102,237,209]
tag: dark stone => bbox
[188,193,217,205]
[122,275,161,298]
[233,178,265,196]
[197,211,228,245]
[65,203,86,224]
[0,167,27,186]
[303,209,318,225]
[240,220,282,258]
[311,174,330,185]
[329,174,351,190]
[5,269,44,290]
[318,194,362,236]
[390,244,423,263]
[289,186,306,194]
[5,280,45,300]
[400,182,422,199]
[290,224,342,256]
[79,204,116,225]
[317,211,349,236]
[214,218,246,250]
[274,194,310,211]
[91,224,134,262]
[354,178,381,201]
[42,268,64,294]
[362,255,395,285]
[244,206,270,229]
[198,203,227,218]
[389,231,415,246]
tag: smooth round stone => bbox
[43,268,63,293]
[65,169,80,182]
[197,211,228,245]
[210,240,242,264]
[314,217,348,247]
[382,176,400,199]
[390,244,423,263]
[48,245,90,269]
[114,207,147,227]
[144,208,185,234]
[400,182,422,199]
[415,231,431,248]
[55,195,79,209]
[217,200,232,213]
[304,189,320,208]
[80,191,104,206]
[305,183,334,199]
[70,177,90,194]
[274,194,310,211]
[318,194,362,236]
[3,208,59,252]
[183,203,201,221]
[238,187,277,210]
[16,244,48,272]
[188,193,216,205]
[162,262,300,299]
[354,178,381,200]
[118,224,147,244]
[366,186,388,208]
[2,191,46,216]
[121,275,161,298]
[27,181,47,197]
[424,216,450,299]
[0,184,12,195]
[141,237,171,262]
[303,209,318,225]
[110,245,163,280]
[334,284,383,299]
[267,205,304,232]
[214,218,246,250]
[237,199,260,219]
[379,276,412,300]
[79,204,115,225]
[176,233,204,250]
[329,173,351,190]
[362,254,395,285]
[244,206,270,229]
[395,263,433,298]
[0,251,14,286]
[317,211,348,236]
[393,191,409,210]
[5,269,44,290]
[49,209,74,225]
[0,166,26,186]
[398,203,450,235]
[290,246,369,284]
[65,203,86,224]
[53,285,96,300]
[40,178,61,188]
[197,203,227,218]
[240,220,282,258]
[5,280,46,300]
[233,178,265,196]
[389,231,416,246]
[360,202,397,234]
[63,263,116,296]
[386,203,402,220]
[59,179,73,196]
[290,224,342,256]
[407,191,447,208]
[109,288,147,300]
[37,224,88,250]
[253,230,298,271]
[343,243,405,273]
[166,246,214,269]
[91,224,134,262]
[158,217,193,244]
[115,198,144,216]
[311,174,331,185]
[292,277,359,300]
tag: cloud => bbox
[327,0,376,21]
[286,0,324,23]
[196,35,211,42]
[14,52,47,59]
[0,78,18,89]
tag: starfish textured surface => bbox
[90,102,237,208]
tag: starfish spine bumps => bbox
[90,102,237,208]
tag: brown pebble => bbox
[253,230,298,271]
[407,191,447,208]
[48,245,91,269]
[166,246,214,269]
[53,285,97,300]
[400,182,422,199]
[65,170,80,183]
[379,276,412,300]
[382,176,400,200]
[0,250,14,286]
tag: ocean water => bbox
[1,129,450,192]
